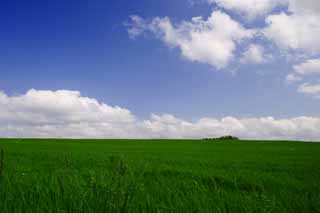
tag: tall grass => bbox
[0,139,319,212]
[0,148,4,178]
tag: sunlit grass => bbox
[0,139,319,212]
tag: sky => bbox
[1,0,320,140]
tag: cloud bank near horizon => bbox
[0,89,319,141]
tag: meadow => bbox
[0,139,319,212]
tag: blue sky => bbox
[1,0,320,139]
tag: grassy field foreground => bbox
[0,139,319,212]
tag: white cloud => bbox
[1,89,320,141]
[126,15,148,39]
[286,58,320,97]
[0,89,136,138]
[207,0,286,19]
[202,1,320,53]
[293,59,320,76]
[263,0,320,53]
[286,74,302,84]
[240,44,269,64]
[288,0,320,15]
[298,83,320,98]
[127,11,255,69]
[127,0,320,77]
[286,58,320,83]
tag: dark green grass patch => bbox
[0,139,320,212]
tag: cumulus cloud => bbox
[0,89,320,141]
[286,58,320,84]
[0,89,137,138]
[127,11,255,69]
[207,0,286,19]
[127,0,320,79]
[285,59,320,97]
[263,0,320,53]
[192,0,320,99]
[126,15,148,39]
[240,44,269,64]
[288,0,320,15]
[298,83,320,98]
[201,0,320,54]
[286,74,302,84]
[293,59,320,76]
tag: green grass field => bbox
[0,139,319,212]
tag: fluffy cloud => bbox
[240,44,269,64]
[286,58,320,83]
[293,59,320,76]
[298,83,320,98]
[195,0,320,99]
[126,15,148,39]
[0,89,137,138]
[263,0,320,53]
[207,0,286,19]
[286,59,320,96]
[0,89,134,124]
[127,11,255,69]
[203,1,320,53]
[288,0,320,15]
[286,74,302,84]
[1,89,320,141]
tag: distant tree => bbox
[202,136,239,141]
[219,135,239,140]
